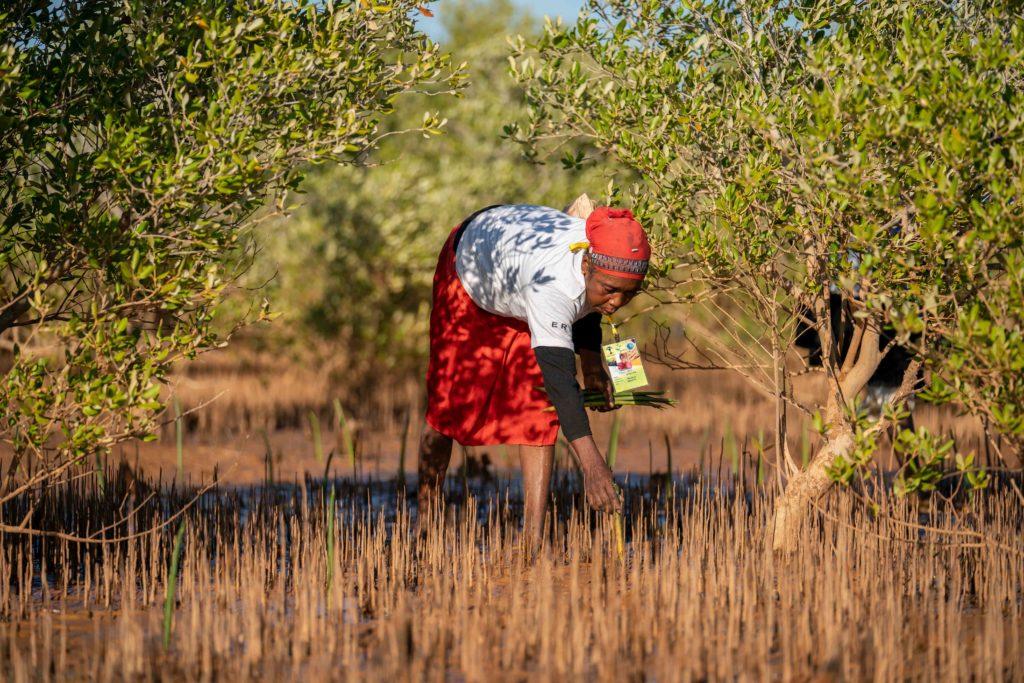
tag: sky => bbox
[416,0,587,40]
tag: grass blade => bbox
[95,451,105,494]
[333,398,357,473]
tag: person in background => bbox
[416,201,651,546]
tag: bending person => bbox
[417,203,650,545]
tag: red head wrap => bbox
[585,207,650,280]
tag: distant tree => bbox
[0,0,460,521]
[250,0,611,383]
[509,0,1024,550]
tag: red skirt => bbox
[425,225,559,446]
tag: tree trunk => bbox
[770,427,853,553]
[771,305,882,554]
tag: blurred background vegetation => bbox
[6,0,1014,492]
[237,0,613,386]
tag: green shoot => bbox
[95,451,105,495]
[163,519,187,651]
[333,398,357,472]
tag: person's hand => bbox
[583,369,617,412]
[569,432,623,514]
[580,349,618,412]
[581,458,622,512]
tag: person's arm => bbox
[567,433,621,512]
[527,294,620,512]
[534,346,621,512]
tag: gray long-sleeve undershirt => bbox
[534,346,591,442]
[532,312,603,441]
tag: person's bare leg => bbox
[519,445,554,551]
[417,422,453,515]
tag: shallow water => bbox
[3,467,1022,681]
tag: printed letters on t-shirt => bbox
[525,289,577,350]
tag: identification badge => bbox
[601,337,648,392]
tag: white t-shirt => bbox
[455,204,592,349]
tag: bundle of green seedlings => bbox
[539,387,676,410]
[585,389,675,409]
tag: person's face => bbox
[582,255,643,316]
